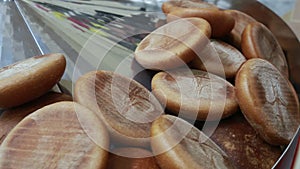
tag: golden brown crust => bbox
[0,92,72,144]
[241,22,289,77]
[0,101,109,168]
[190,39,246,78]
[135,17,211,70]
[151,115,235,169]
[167,8,234,38]
[74,71,164,147]
[0,53,66,108]
[235,58,299,145]
[151,69,238,121]
[224,10,257,49]
[107,147,160,169]
[241,23,262,59]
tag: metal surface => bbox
[0,0,41,68]
[15,0,48,55]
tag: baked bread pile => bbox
[0,1,299,169]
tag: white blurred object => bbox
[258,0,296,16]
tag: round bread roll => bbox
[0,101,109,168]
[135,17,211,70]
[162,0,218,14]
[224,9,257,49]
[74,71,164,147]
[151,69,238,121]
[235,58,300,145]
[208,113,282,169]
[151,115,235,169]
[107,147,160,169]
[0,92,72,144]
[190,39,246,78]
[163,1,234,38]
[0,53,66,108]
[241,22,289,77]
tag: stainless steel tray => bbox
[0,0,299,168]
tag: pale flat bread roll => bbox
[241,22,289,77]
[236,58,299,145]
[152,69,238,120]
[74,71,164,147]
[0,92,72,144]
[151,115,235,169]
[0,101,109,169]
[135,17,211,70]
[0,53,66,108]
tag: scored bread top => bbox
[74,70,164,147]
[235,58,299,145]
[135,17,211,70]
[151,69,238,120]
[151,115,235,169]
[0,101,109,169]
